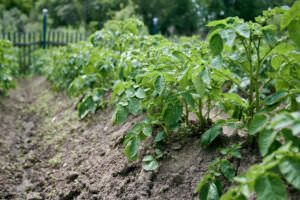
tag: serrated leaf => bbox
[219,160,235,182]
[154,75,165,95]
[135,88,146,99]
[128,97,140,115]
[209,33,223,55]
[279,156,300,190]
[255,173,287,200]
[201,124,222,146]
[258,129,277,157]
[249,114,268,136]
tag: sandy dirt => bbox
[0,76,299,200]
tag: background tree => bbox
[0,0,297,34]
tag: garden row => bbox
[24,2,300,200]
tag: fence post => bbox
[43,9,48,49]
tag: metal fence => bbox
[0,31,87,73]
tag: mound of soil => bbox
[0,76,299,200]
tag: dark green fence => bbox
[0,31,87,73]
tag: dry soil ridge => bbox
[0,76,299,200]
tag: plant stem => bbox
[185,101,189,126]
[241,38,254,121]
[198,98,206,131]
[255,38,261,112]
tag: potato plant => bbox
[30,3,300,199]
[0,40,18,95]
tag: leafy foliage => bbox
[0,40,18,95]
[30,2,300,198]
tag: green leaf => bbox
[279,156,300,190]
[288,19,300,47]
[125,22,137,34]
[281,129,300,151]
[172,51,191,61]
[206,19,227,27]
[209,33,223,56]
[128,97,140,115]
[292,121,300,135]
[155,148,163,158]
[201,67,211,85]
[195,174,212,193]
[78,96,95,119]
[219,160,235,182]
[142,155,158,171]
[92,88,104,102]
[117,106,128,123]
[229,149,242,159]
[271,55,284,70]
[220,187,247,200]
[155,131,166,142]
[220,28,236,47]
[258,129,277,157]
[199,182,220,200]
[271,113,294,130]
[163,103,183,129]
[234,23,250,38]
[265,91,288,106]
[201,124,223,146]
[124,136,140,162]
[154,75,165,95]
[280,1,300,30]
[182,93,195,109]
[142,124,152,137]
[262,29,276,46]
[193,70,206,97]
[255,173,287,200]
[249,114,268,136]
[135,88,146,99]
[125,87,135,98]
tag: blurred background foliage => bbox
[0,0,297,35]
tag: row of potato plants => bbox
[30,2,300,200]
[0,40,18,96]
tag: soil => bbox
[0,76,299,200]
